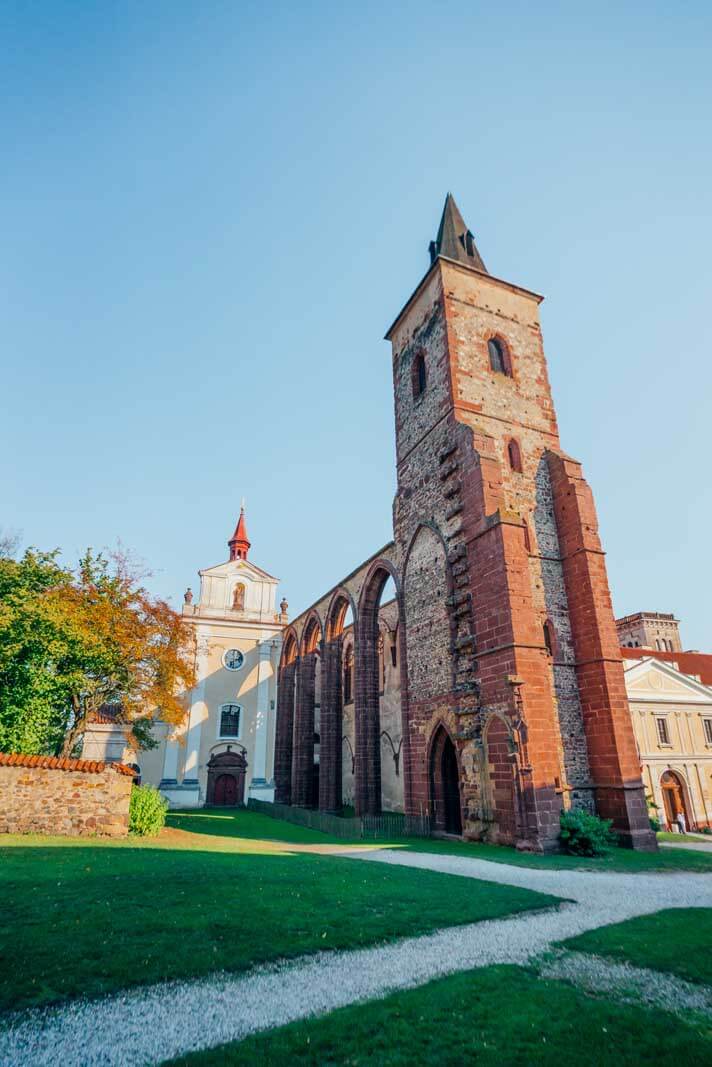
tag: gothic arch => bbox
[280,628,299,669]
[402,524,454,699]
[354,558,403,816]
[274,629,299,803]
[300,611,324,655]
[325,587,358,640]
[402,520,450,577]
[428,721,462,835]
[293,611,323,807]
[319,589,356,812]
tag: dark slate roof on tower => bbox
[429,193,487,273]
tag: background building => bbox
[617,611,682,651]
[622,653,712,830]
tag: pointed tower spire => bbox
[429,193,487,273]
[228,504,251,561]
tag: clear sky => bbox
[2,2,711,648]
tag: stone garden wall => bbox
[0,754,135,837]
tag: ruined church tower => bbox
[388,195,655,850]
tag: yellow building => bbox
[623,654,712,830]
[83,507,287,807]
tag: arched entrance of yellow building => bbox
[661,770,691,830]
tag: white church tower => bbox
[158,505,288,807]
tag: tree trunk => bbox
[61,695,85,757]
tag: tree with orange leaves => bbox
[0,545,195,757]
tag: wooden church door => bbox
[215,773,238,806]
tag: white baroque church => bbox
[82,507,287,806]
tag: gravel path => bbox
[542,950,712,1018]
[1,851,710,1067]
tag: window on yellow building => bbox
[704,719,712,745]
[220,704,241,738]
[656,717,670,745]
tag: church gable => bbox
[192,507,280,619]
[625,658,712,705]
[198,559,277,615]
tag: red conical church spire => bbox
[228,501,251,561]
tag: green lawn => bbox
[0,816,558,1013]
[400,836,712,872]
[562,908,712,986]
[170,809,712,873]
[168,964,712,1066]
[658,831,712,844]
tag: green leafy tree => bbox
[0,548,74,753]
[0,545,196,757]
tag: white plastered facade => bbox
[623,655,712,829]
[82,548,285,808]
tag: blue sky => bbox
[2,2,711,648]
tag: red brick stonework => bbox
[272,196,656,851]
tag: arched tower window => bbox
[507,439,523,472]
[488,337,511,376]
[412,352,427,399]
[543,620,555,658]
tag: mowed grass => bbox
[170,809,712,873]
[562,908,712,986]
[169,964,712,1066]
[0,813,559,1013]
[397,834,712,872]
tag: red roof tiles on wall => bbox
[0,753,136,776]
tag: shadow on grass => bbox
[168,809,712,873]
[0,836,560,1014]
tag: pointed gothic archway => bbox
[429,725,462,835]
[355,559,402,816]
[292,613,323,808]
[274,630,298,804]
[319,589,356,812]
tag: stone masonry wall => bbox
[0,755,134,837]
[534,458,594,810]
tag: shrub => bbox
[559,808,618,856]
[129,784,168,836]
[646,794,661,832]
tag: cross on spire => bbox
[429,193,487,273]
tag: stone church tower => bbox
[387,194,654,850]
[274,195,656,852]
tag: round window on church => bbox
[223,649,244,671]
